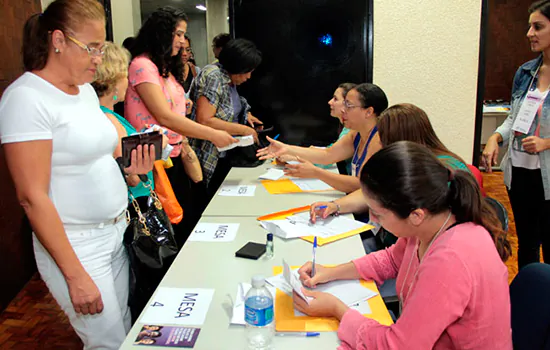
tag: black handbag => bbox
[124,183,179,322]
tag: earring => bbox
[54,48,60,53]
[113,88,118,101]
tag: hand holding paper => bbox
[293,288,350,320]
[297,261,332,288]
[283,259,312,304]
[216,135,254,152]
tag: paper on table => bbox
[230,282,277,325]
[290,178,332,191]
[218,185,256,197]
[287,212,367,238]
[283,260,312,304]
[140,287,214,326]
[188,223,239,242]
[260,219,307,239]
[258,168,285,181]
[216,135,254,152]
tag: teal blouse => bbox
[438,155,469,172]
[100,106,154,199]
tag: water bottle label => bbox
[245,304,274,327]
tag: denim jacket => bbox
[495,55,550,199]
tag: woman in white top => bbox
[0,0,154,348]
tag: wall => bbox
[187,13,208,68]
[373,0,482,163]
[111,0,141,45]
[206,0,229,63]
[0,0,42,312]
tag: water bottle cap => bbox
[251,275,266,288]
[267,233,273,241]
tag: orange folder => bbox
[273,266,393,332]
[260,179,334,194]
[257,206,374,246]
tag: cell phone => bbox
[121,131,162,167]
[235,242,266,260]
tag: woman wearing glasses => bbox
[257,83,388,193]
[0,0,155,348]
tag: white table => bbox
[119,216,365,349]
[203,164,345,217]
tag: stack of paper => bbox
[290,178,332,192]
[216,135,254,152]
[258,168,285,181]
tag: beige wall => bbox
[373,0,482,162]
[206,0,229,63]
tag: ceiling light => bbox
[196,5,207,11]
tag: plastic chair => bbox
[510,263,550,350]
[485,197,509,232]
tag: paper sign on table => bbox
[216,135,254,152]
[258,168,285,181]
[140,287,214,326]
[218,185,256,197]
[230,282,277,326]
[134,325,200,347]
[188,223,239,242]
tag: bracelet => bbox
[330,201,340,216]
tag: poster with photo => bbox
[134,325,200,347]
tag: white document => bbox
[290,178,332,191]
[512,89,546,134]
[140,287,214,326]
[258,168,285,180]
[283,259,312,304]
[230,282,276,325]
[188,223,239,242]
[216,135,255,152]
[218,185,256,197]
[260,212,368,239]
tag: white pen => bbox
[276,332,320,337]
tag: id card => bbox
[512,89,546,134]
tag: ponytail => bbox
[448,171,512,261]
[23,14,50,71]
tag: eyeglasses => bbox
[65,34,105,57]
[343,100,362,110]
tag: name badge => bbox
[512,89,546,134]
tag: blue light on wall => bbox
[319,34,333,47]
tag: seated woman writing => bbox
[294,141,512,350]
[257,83,388,194]
[310,104,470,224]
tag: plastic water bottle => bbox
[245,275,274,349]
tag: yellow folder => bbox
[273,266,393,332]
[260,179,334,194]
[257,206,374,246]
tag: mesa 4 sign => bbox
[140,287,215,326]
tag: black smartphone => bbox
[121,131,162,167]
[235,242,266,260]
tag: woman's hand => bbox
[522,136,550,154]
[481,134,500,173]
[67,273,103,315]
[309,201,338,223]
[210,130,238,148]
[124,144,155,175]
[297,261,335,288]
[247,114,263,130]
[243,126,260,144]
[284,157,318,178]
[293,289,349,320]
[256,136,289,160]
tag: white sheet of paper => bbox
[140,287,214,326]
[188,223,239,242]
[265,273,293,296]
[286,212,367,238]
[283,259,311,304]
[216,135,255,152]
[218,185,256,197]
[230,282,277,325]
[258,168,285,180]
[291,178,332,191]
[260,219,307,239]
[286,160,300,165]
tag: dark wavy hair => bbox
[360,141,511,261]
[218,39,262,74]
[131,6,188,86]
[530,0,550,19]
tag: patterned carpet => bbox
[0,172,520,349]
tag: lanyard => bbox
[351,126,378,177]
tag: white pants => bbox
[33,217,131,350]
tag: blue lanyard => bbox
[352,126,378,173]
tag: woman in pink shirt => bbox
[294,141,512,349]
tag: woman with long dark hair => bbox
[125,7,236,238]
[294,142,512,349]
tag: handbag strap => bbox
[129,179,163,236]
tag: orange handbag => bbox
[153,161,183,224]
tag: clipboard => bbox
[272,266,393,332]
[257,206,374,246]
[260,179,334,194]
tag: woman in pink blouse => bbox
[294,141,512,349]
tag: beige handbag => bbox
[165,76,204,183]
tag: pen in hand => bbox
[311,236,317,277]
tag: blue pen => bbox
[276,332,320,337]
[312,236,317,277]
[273,134,280,140]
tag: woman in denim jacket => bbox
[483,0,550,269]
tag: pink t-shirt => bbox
[338,222,512,350]
[125,55,186,157]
